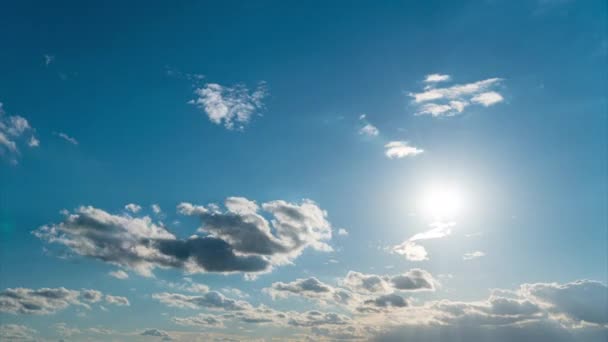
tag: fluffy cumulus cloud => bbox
[141,328,173,340]
[105,295,130,306]
[264,270,437,313]
[521,280,608,326]
[34,197,335,277]
[409,75,504,116]
[392,240,428,261]
[384,141,424,159]
[189,81,268,130]
[152,291,252,311]
[0,102,39,163]
[264,277,354,306]
[124,203,142,213]
[150,278,608,341]
[0,287,128,315]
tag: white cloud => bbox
[104,295,130,306]
[55,132,79,145]
[338,228,349,236]
[384,141,423,159]
[0,102,38,163]
[409,222,455,241]
[151,204,162,215]
[409,76,504,117]
[424,74,451,83]
[108,270,129,280]
[124,203,142,213]
[360,123,379,137]
[393,222,455,261]
[471,91,504,106]
[463,251,485,260]
[392,241,428,261]
[189,82,268,130]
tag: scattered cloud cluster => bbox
[4,279,605,341]
[264,269,438,313]
[34,197,335,277]
[189,82,268,130]
[410,74,504,116]
[0,287,128,315]
[0,324,38,341]
[0,102,39,164]
[150,278,607,341]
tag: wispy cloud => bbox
[384,141,423,159]
[410,75,504,116]
[44,54,54,66]
[463,251,485,260]
[393,222,455,261]
[189,82,268,130]
[54,132,78,145]
[358,114,379,137]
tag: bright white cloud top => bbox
[384,141,424,159]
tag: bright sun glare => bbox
[420,185,466,219]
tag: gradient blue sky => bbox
[0,0,606,341]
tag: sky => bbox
[0,0,606,341]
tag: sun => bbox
[420,184,465,219]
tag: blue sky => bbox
[0,0,606,341]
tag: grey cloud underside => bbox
[0,287,128,315]
[34,197,334,276]
[155,238,269,273]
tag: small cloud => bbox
[463,251,485,260]
[471,91,504,107]
[54,132,78,145]
[124,203,142,213]
[151,204,162,215]
[393,241,428,261]
[105,295,130,306]
[44,54,54,66]
[384,141,423,159]
[424,73,451,83]
[359,124,379,137]
[189,81,268,130]
[108,270,129,280]
[28,136,40,147]
[338,228,349,236]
